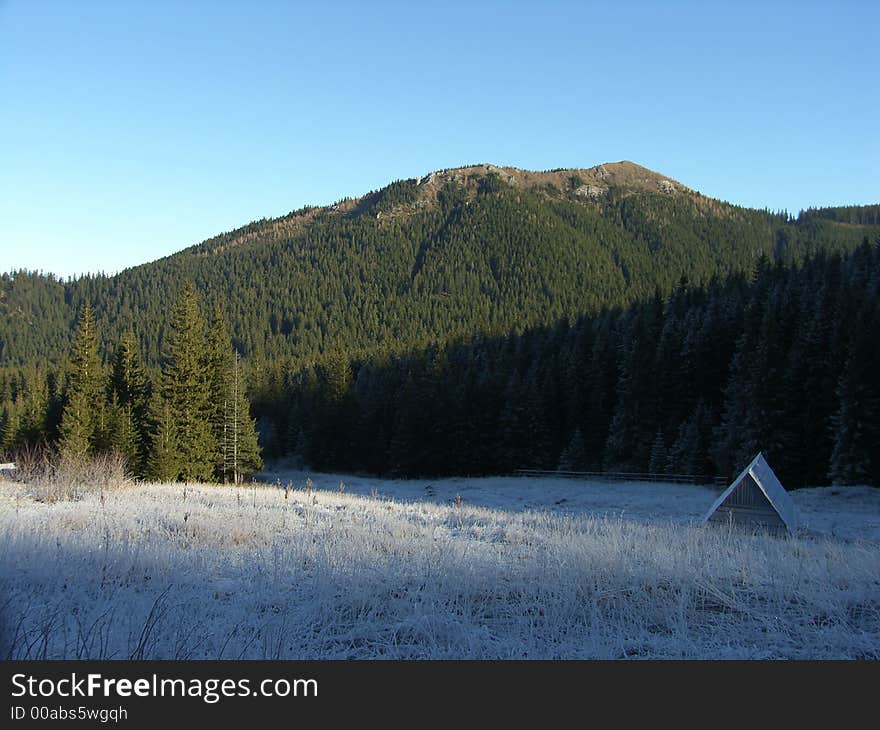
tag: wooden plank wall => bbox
[708,474,787,532]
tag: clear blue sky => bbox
[1,0,877,278]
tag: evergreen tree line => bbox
[799,204,880,226]
[1,282,262,483]
[251,240,880,487]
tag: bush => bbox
[7,444,132,502]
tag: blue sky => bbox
[1,0,877,278]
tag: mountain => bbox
[2,162,879,484]
[1,161,878,368]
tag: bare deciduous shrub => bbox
[8,445,132,502]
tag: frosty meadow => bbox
[1,471,878,660]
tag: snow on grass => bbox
[260,464,880,542]
[1,475,878,659]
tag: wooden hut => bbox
[703,453,797,534]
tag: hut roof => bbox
[703,452,798,533]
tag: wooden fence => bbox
[514,469,727,487]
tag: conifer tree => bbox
[388,368,429,475]
[322,348,357,467]
[59,389,94,457]
[558,428,587,471]
[107,393,138,471]
[205,304,262,482]
[59,303,106,458]
[0,405,14,452]
[155,282,216,481]
[649,430,667,475]
[109,331,152,475]
[219,350,262,483]
[830,304,880,484]
[146,395,180,482]
[206,304,234,479]
[18,368,50,445]
[497,371,526,471]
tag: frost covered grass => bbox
[1,477,878,659]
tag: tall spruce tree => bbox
[59,302,106,458]
[155,282,216,481]
[829,302,880,484]
[219,351,262,483]
[206,304,234,479]
[109,331,152,475]
[206,305,262,482]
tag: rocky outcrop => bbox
[575,184,607,199]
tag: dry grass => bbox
[6,445,132,503]
[1,480,878,659]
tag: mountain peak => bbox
[191,161,694,257]
[402,160,690,200]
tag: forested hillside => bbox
[2,162,874,368]
[248,242,880,487]
[1,162,878,485]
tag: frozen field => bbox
[1,471,879,659]
[259,465,880,542]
